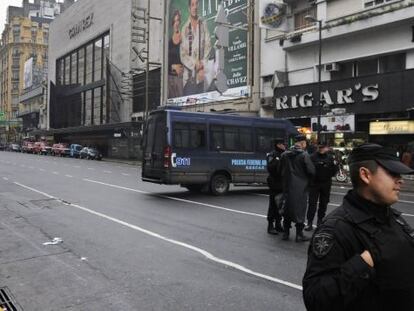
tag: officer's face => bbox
[190,0,198,19]
[362,165,403,205]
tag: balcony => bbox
[282,0,414,50]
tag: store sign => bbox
[68,13,94,39]
[311,114,355,133]
[369,121,414,135]
[275,83,379,110]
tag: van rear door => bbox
[142,112,166,181]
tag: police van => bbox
[141,109,297,195]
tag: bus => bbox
[141,109,298,195]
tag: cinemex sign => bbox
[68,13,94,39]
[275,83,379,110]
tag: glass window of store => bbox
[56,32,110,126]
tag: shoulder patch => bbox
[312,233,335,259]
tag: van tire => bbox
[210,174,230,196]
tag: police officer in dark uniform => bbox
[266,138,286,234]
[303,143,414,311]
[305,143,338,231]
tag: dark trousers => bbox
[283,216,304,231]
[307,182,331,225]
[267,192,282,224]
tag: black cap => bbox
[318,142,328,148]
[348,143,414,175]
[294,134,307,143]
[272,137,285,145]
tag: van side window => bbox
[173,122,206,149]
[256,128,284,152]
[210,125,253,152]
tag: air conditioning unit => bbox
[324,63,340,72]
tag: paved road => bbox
[0,152,413,310]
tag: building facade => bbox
[47,0,163,159]
[0,0,74,142]
[260,0,414,151]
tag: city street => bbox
[0,152,414,310]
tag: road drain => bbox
[0,287,22,311]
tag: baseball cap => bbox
[272,137,285,145]
[348,143,414,175]
[294,134,307,143]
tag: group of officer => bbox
[266,135,337,242]
[266,137,414,310]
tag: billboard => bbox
[166,0,249,105]
[259,0,287,31]
[24,57,33,90]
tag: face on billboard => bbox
[167,0,249,105]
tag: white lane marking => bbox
[39,168,45,172]
[20,165,26,168]
[14,181,302,291]
[328,203,340,207]
[74,166,80,168]
[87,168,95,170]
[122,173,130,176]
[52,172,59,175]
[84,179,266,219]
[28,166,34,169]
[2,177,8,181]
[402,213,414,217]
[65,175,73,178]
[103,171,112,174]
[399,199,414,205]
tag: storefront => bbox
[273,69,414,150]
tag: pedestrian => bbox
[305,143,338,231]
[266,138,286,235]
[280,134,315,242]
[303,143,414,311]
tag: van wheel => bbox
[210,174,230,196]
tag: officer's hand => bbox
[361,250,374,267]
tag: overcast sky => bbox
[0,0,23,35]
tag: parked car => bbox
[9,144,21,152]
[79,147,102,160]
[36,142,52,155]
[0,143,6,151]
[51,143,70,157]
[69,144,83,158]
[22,141,34,153]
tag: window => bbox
[379,53,405,73]
[85,44,93,84]
[294,7,316,30]
[256,128,284,152]
[64,55,70,85]
[78,47,85,85]
[356,58,378,76]
[93,87,101,125]
[210,125,253,152]
[94,38,102,81]
[364,0,397,8]
[331,62,354,80]
[84,89,92,126]
[71,52,77,85]
[173,122,206,149]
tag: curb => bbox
[102,158,141,166]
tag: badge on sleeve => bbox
[312,233,334,258]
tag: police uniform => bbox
[306,145,338,229]
[303,144,414,311]
[266,138,285,234]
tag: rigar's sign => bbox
[275,83,379,110]
[68,13,94,39]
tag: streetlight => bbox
[304,15,322,144]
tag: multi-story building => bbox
[260,0,414,151]
[0,0,74,141]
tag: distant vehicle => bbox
[69,144,83,158]
[79,147,102,160]
[22,141,34,153]
[141,109,298,195]
[9,144,21,152]
[33,142,51,155]
[51,143,70,157]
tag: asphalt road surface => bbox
[0,151,413,310]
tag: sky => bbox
[0,0,23,35]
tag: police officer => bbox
[305,143,338,231]
[303,143,414,311]
[266,138,286,234]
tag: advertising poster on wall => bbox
[24,57,33,90]
[166,0,249,106]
